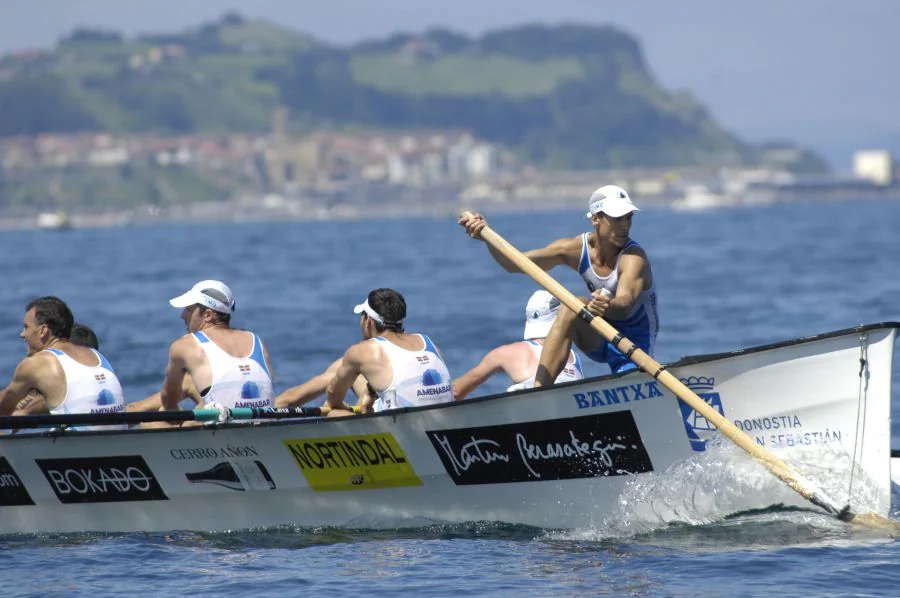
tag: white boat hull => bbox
[0,323,896,534]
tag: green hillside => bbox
[0,14,825,171]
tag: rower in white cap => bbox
[324,288,454,416]
[453,289,585,400]
[459,184,658,380]
[155,280,275,420]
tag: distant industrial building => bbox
[853,150,894,185]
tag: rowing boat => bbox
[0,322,896,534]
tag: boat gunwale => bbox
[4,321,898,440]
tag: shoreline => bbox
[2,191,897,232]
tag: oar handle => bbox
[0,410,200,429]
[462,210,851,521]
[0,406,326,430]
[230,406,324,420]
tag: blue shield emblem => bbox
[678,376,725,452]
[421,369,443,386]
[241,381,261,399]
[97,389,115,406]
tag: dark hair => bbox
[70,322,99,349]
[25,296,74,339]
[198,287,233,325]
[367,288,406,333]
[195,305,231,325]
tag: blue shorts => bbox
[583,328,653,374]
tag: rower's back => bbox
[43,341,127,431]
[351,288,453,413]
[189,327,274,410]
[167,280,275,411]
[368,331,453,412]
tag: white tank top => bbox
[370,334,454,412]
[193,331,274,410]
[507,340,584,392]
[578,233,659,344]
[45,348,127,431]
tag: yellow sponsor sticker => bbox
[284,432,422,492]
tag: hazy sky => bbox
[1,0,897,168]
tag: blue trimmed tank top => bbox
[192,331,274,409]
[370,334,454,412]
[507,340,584,392]
[578,233,659,351]
[45,348,127,431]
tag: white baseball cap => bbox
[353,298,387,324]
[169,280,235,314]
[585,185,639,218]
[523,290,562,340]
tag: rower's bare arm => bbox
[130,373,201,412]
[488,237,577,273]
[523,237,581,271]
[275,358,342,408]
[160,340,188,410]
[350,375,372,405]
[325,346,365,410]
[182,373,204,406]
[460,212,578,273]
[0,358,40,416]
[353,385,376,414]
[127,393,162,412]
[261,341,276,384]
[604,251,650,319]
[453,345,512,400]
[12,390,49,416]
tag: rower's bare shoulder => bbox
[539,234,581,257]
[545,234,584,268]
[619,244,653,279]
[168,334,196,359]
[5,354,49,394]
[20,351,55,376]
[344,339,377,364]
[622,242,651,264]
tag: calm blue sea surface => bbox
[1,198,898,596]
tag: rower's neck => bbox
[199,322,228,333]
[591,233,622,268]
[44,337,68,351]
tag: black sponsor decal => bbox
[426,411,653,485]
[36,455,168,503]
[185,460,276,491]
[0,457,35,506]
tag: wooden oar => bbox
[461,210,896,528]
[0,406,326,430]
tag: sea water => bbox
[0,198,898,596]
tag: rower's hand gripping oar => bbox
[460,210,896,529]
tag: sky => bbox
[1,0,897,170]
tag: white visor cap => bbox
[169,280,235,314]
[523,290,561,340]
[586,185,639,218]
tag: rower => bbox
[14,322,104,416]
[324,288,454,416]
[459,184,658,381]
[158,280,275,417]
[0,298,127,430]
[453,290,584,400]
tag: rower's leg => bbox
[535,297,610,387]
[534,298,596,387]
